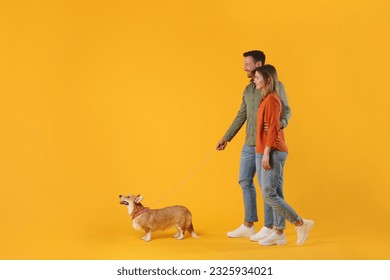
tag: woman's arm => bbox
[262,95,282,170]
[262,146,272,171]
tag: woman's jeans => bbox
[255,150,300,228]
[239,144,273,226]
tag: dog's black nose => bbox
[119,195,121,198]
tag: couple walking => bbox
[216,50,314,246]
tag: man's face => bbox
[244,56,262,78]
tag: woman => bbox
[253,64,314,246]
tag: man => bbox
[216,50,291,241]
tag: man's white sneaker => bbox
[295,219,314,246]
[227,224,255,238]
[258,231,287,246]
[249,226,273,242]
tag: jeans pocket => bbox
[275,151,288,164]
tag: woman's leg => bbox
[255,153,274,229]
[260,151,301,225]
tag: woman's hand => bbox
[262,147,271,171]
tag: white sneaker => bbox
[227,224,255,238]
[258,231,287,246]
[295,219,314,246]
[250,226,273,242]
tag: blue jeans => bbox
[256,151,300,227]
[256,153,286,230]
[239,144,273,226]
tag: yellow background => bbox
[1,0,389,259]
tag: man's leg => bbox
[227,145,257,238]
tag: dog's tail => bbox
[188,223,199,238]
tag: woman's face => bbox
[253,71,265,90]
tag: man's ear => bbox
[256,61,262,67]
[135,195,144,204]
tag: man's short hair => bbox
[243,50,266,65]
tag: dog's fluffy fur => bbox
[119,194,198,242]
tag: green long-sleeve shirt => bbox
[223,80,291,146]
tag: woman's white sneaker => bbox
[295,219,314,246]
[249,226,273,242]
[227,224,255,238]
[258,231,287,246]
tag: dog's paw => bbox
[176,235,184,240]
[142,236,151,242]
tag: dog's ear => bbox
[135,195,144,204]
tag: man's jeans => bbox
[239,144,273,226]
[256,150,300,227]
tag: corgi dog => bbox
[119,194,198,242]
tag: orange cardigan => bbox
[256,93,288,154]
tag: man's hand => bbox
[263,121,283,131]
[216,138,228,151]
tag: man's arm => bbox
[216,94,247,150]
[278,81,291,129]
